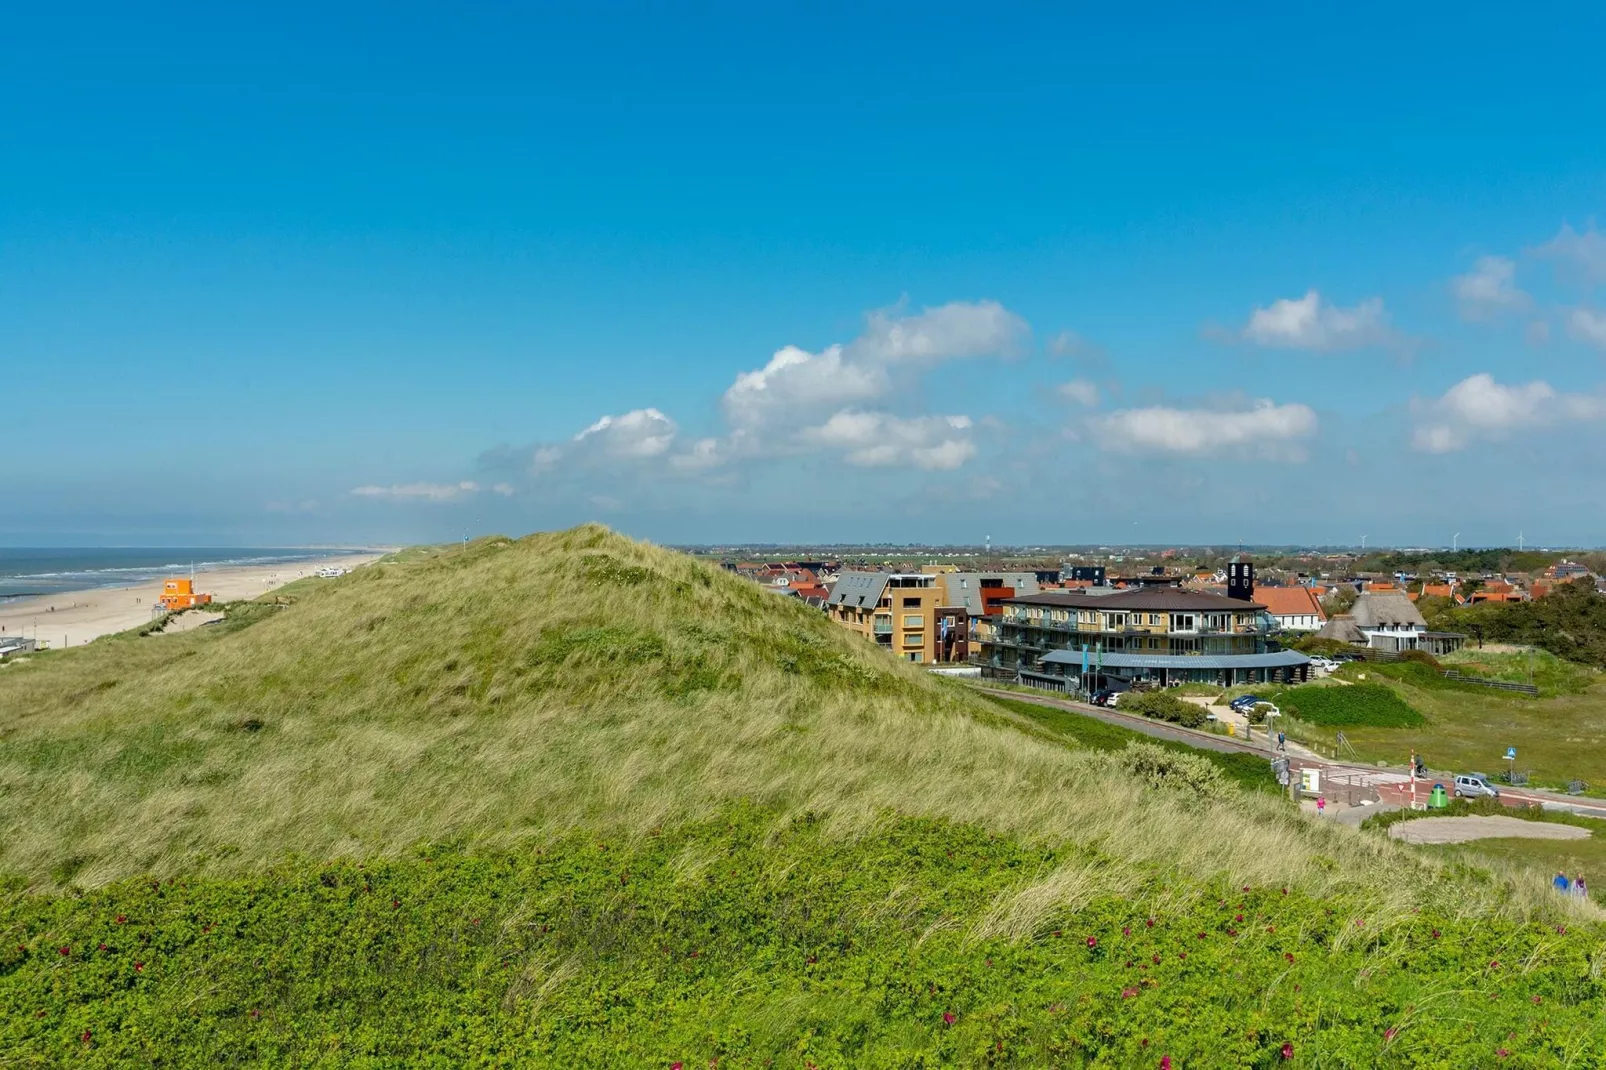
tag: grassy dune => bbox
[0,526,1455,906]
[3,527,1604,1064]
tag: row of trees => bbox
[1421,579,1606,667]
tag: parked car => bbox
[1309,656,1338,672]
[1228,694,1263,712]
[1453,773,1500,800]
[1088,690,1118,708]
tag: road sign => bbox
[1504,747,1517,761]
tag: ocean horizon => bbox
[0,547,376,603]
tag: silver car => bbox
[1453,773,1500,799]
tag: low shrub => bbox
[1,809,1600,1066]
[1120,690,1207,728]
[1116,742,1230,797]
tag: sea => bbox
[0,548,373,604]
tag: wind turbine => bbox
[1360,534,1368,550]
[1452,532,1460,552]
[1517,531,1525,551]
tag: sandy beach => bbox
[0,552,389,649]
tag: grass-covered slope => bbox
[3,527,1605,1064]
[2,526,1415,901]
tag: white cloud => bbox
[1057,379,1100,407]
[722,344,887,429]
[1533,223,1606,286]
[801,411,977,470]
[1241,290,1393,351]
[1094,399,1318,458]
[573,408,678,458]
[854,300,1027,364]
[1568,308,1606,350]
[1410,373,1606,452]
[350,481,485,503]
[1452,256,1529,320]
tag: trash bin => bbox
[1430,783,1448,809]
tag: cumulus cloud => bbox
[1241,290,1393,351]
[1057,379,1100,407]
[800,411,977,470]
[1093,399,1318,459]
[1410,373,1606,452]
[722,344,887,429]
[1453,256,1529,320]
[1568,308,1606,350]
[350,481,489,503]
[1533,223,1606,286]
[854,300,1028,364]
[572,408,678,458]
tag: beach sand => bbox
[0,552,389,649]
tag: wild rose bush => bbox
[3,809,1602,1067]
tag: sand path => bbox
[1389,816,1592,844]
[0,552,387,649]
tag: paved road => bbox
[980,686,1606,819]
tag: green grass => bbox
[983,695,1279,793]
[1278,661,1606,794]
[1274,682,1425,728]
[3,526,1604,1063]
[7,807,1605,1067]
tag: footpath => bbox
[978,686,1606,823]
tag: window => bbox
[1172,614,1196,632]
[902,615,923,628]
[909,652,923,663]
[903,633,924,647]
[1149,613,1163,625]
[902,596,922,607]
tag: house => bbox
[1251,585,1327,632]
[825,572,968,664]
[0,636,39,660]
[157,578,212,611]
[1316,589,1463,655]
[979,587,1310,690]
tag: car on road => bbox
[1453,773,1500,799]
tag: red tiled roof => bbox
[1251,585,1327,620]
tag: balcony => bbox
[872,619,893,635]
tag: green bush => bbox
[1277,683,1424,727]
[1120,690,1207,728]
[1,808,1600,1067]
[1116,742,1229,797]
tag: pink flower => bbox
[1385,1027,1398,1041]
[1243,885,1251,892]
[1197,932,1207,939]
[1160,1058,1172,1069]
[1227,929,1238,937]
[1284,952,1295,963]
[672,1063,684,1069]
[1122,987,1138,999]
[1431,929,1441,939]
[942,1011,956,1026]
[1557,925,1568,934]
[1178,951,1187,960]
[1281,887,1288,895]
[1146,918,1155,928]
[133,961,143,972]
[1122,925,1132,936]
[58,946,70,957]
[1531,995,1543,1005]
[1086,936,1098,948]
[1497,1050,1510,1059]
[1234,914,1244,923]
[1281,1042,1294,1059]
[114,915,126,924]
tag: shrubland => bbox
[1,526,1602,1065]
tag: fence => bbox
[1441,670,1539,696]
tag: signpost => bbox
[1505,746,1517,785]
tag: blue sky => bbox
[5,3,1606,547]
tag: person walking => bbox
[1316,795,1326,817]
[1574,874,1588,900]
[1277,731,1286,752]
[1554,872,1572,894]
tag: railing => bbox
[872,621,893,635]
[1442,670,1539,696]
